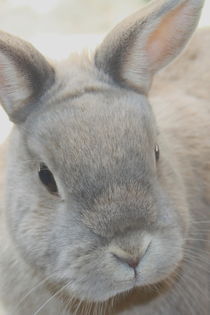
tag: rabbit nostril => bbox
[126,257,140,269]
[113,254,140,269]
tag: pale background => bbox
[0,0,209,144]
[0,0,209,313]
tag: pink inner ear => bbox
[146,2,193,72]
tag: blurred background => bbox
[0,0,209,144]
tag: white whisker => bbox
[33,281,72,315]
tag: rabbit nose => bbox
[112,252,140,269]
[118,255,140,269]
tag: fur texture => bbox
[0,0,209,314]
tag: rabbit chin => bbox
[52,264,181,303]
[58,279,136,302]
[75,282,135,302]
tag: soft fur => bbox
[0,0,209,314]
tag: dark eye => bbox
[154,144,160,161]
[38,163,59,195]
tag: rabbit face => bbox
[0,0,204,304]
[6,85,188,301]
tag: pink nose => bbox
[113,253,140,269]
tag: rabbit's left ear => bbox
[0,31,55,123]
[95,0,204,94]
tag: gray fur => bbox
[0,0,209,314]
[0,31,55,123]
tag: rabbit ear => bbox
[0,31,55,123]
[95,0,204,94]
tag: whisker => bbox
[33,281,72,315]
[168,274,198,315]
[182,238,209,242]
[190,220,210,224]
[15,273,56,311]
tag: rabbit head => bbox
[0,0,204,302]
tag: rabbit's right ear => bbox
[95,0,204,94]
[0,31,55,124]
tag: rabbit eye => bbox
[39,163,58,195]
[154,144,160,161]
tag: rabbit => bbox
[0,0,209,314]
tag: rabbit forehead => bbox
[27,89,156,168]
